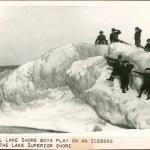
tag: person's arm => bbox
[144,44,148,51]
[105,56,117,62]
[105,56,118,64]
[110,34,113,43]
[105,57,115,66]
[115,29,121,34]
[103,35,107,44]
[95,36,99,45]
[104,35,106,41]
[128,64,134,71]
[133,71,144,75]
[138,28,142,33]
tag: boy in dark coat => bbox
[110,28,121,43]
[144,39,150,52]
[95,31,107,45]
[120,61,134,93]
[133,68,150,100]
[134,27,142,47]
[106,55,123,81]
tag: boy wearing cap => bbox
[134,27,142,47]
[110,28,121,43]
[95,31,107,45]
[133,68,150,100]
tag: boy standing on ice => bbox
[134,27,142,47]
[106,56,134,93]
[133,68,150,100]
[119,61,134,93]
[106,55,123,81]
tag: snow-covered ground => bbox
[0,86,125,132]
[0,42,149,132]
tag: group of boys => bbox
[95,27,150,52]
[106,55,133,93]
[106,55,150,100]
[95,27,150,100]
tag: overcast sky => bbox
[0,1,150,65]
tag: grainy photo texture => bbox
[0,1,150,134]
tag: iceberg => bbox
[0,42,150,132]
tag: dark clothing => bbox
[95,35,106,45]
[111,60,122,76]
[134,71,150,85]
[110,30,121,43]
[134,29,142,47]
[145,43,150,52]
[135,41,141,47]
[133,71,150,99]
[106,57,122,81]
[120,76,129,92]
[120,64,134,92]
[139,84,150,99]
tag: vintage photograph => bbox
[0,1,150,135]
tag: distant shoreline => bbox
[0,65,20,73]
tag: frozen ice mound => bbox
[66,56,108,99]
[0,43,109,132]
[1,42,150,130]
[0,43,108,104]
[0,86,105,132]
[109,42,150,71]
[66,42,150,129]
[86,79,150,129]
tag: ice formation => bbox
[0,43,108,104]
[66,43,150,129]
[0,42,150,132]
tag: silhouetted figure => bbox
[106,55,123,81]
[134,27,142,47]
[133,68,150,100]
[95,31,107,45]
[110,28,121,43]
[144,39,150,52]
[120,61,134,93]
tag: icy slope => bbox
[0,86,106,132]
[0,42,150,131]
[0,43,111,132]
[66,56,108,99]
[85,74,150,129]
[67,43,150,129]
[0,43,108,104]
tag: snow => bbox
[0,43,108,104]
[66,43,150,129]
[0,42,150,132]
[0,87,103,132]
[108,43,150,74]
[0,43,112,132]
[66,56,108,99]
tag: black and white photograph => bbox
[0,1,150,136]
